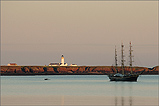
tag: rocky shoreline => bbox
[1,66,158,75]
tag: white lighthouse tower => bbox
[61,55,64,65]
[60,55,67,66]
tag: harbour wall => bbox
[1,66,158,75]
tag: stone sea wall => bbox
[1,66,158,75]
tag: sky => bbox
[1,1,158,67]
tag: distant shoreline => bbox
[1,74,158,76]
[1,66,158,75]
[1,73,106,76]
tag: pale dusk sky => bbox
[1,1,158,67]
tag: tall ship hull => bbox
[108,74,139,81]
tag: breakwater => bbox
[1,66,158,75]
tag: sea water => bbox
[1,75,158,106]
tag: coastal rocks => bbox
[23,67,30,73]
[89,67,96,72]
[30,67,39,73]
[58,67,67,73]
[30,67,44,73]
[6,68,16,73]
[1,67,8,73]
[15,68,24,73]
[142,66,158,75]
[38,67,44,73]
[77,67,85,73]
[69,67,79,72]
[45,67,55,73]
[0,66,159,75]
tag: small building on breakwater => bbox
[7,63,17,66]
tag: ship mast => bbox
[115,46,118,73]
[129,42,133,74]
[121,43,125,75]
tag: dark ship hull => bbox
[108,74,139,81]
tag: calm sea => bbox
[1,75,158,106]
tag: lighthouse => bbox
[49,55,76,66]
[61,55,64,65]
[60,55,68,66]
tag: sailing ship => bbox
[108,42,145,81]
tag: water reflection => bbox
[129,96,132,106]
[61,95,64,106]
[115,96,117,106]
[114,82,133,106]
[129,84,133,106]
